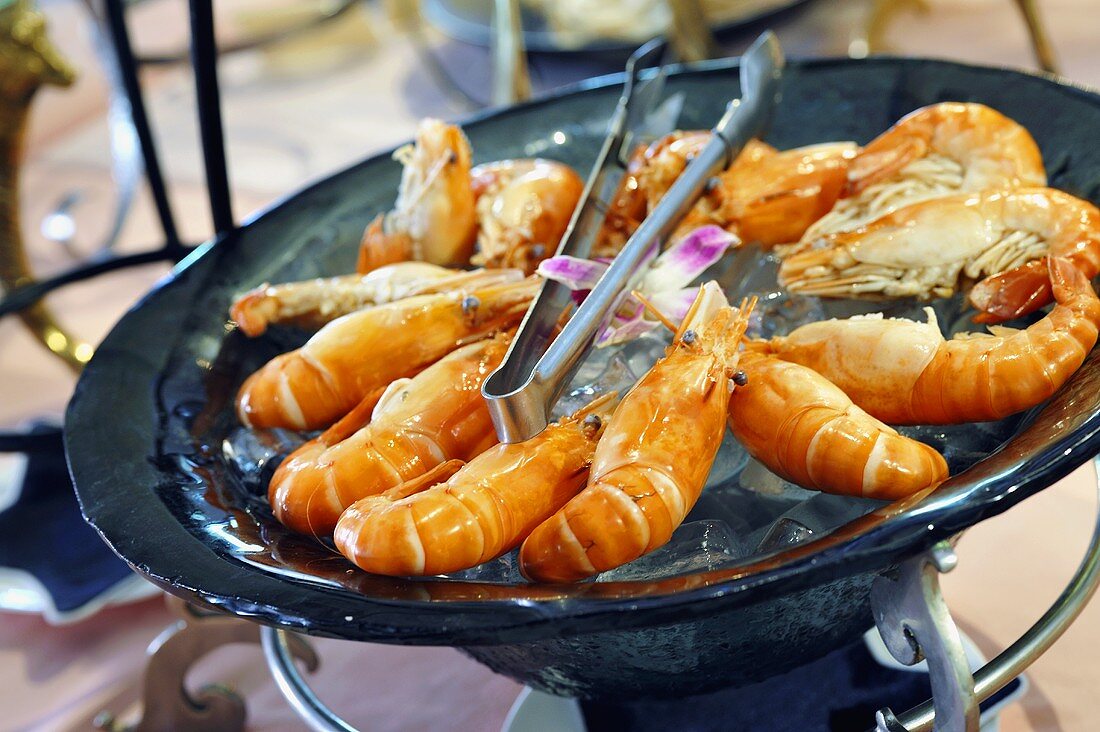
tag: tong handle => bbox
[486,32,784,444]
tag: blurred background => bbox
[2,0,1098,729]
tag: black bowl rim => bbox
[66,55,1100,645]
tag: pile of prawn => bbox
[226,105,1100,583]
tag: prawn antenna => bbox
[631,290,679,333]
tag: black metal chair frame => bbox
[0,0,233,452]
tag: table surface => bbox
[4,0,1100,729]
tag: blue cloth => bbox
[581,635,1021,731]
[0,425,135,614]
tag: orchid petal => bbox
[648,287,701,326]
[536,256,608,290]
[641,225,738,293]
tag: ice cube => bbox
[553,351,637,419]
[776,492,881,534]
[756,517,815,554]
[737,458,801,497]
[743,489,881,558]
[748,290,829,339]
[703,432,750,489]
[595,520,743,581]
[443,549,525,583]
[223,427,306,493]
[900,419,1021,475]
[617,331,669,377]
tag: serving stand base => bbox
[95,460,1100,732]
[504,628,1026,732]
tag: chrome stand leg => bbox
[94,596,317,732]
[1012,0,1060,74]
[869,457,1100,731]
[871,541,979,732]
[261,627,358,732]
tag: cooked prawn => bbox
[469,158,584,273]
[230,264,522,337]
[593,133,853,254]
[267,334,511,537]
[780,188,1100,320]
[593,133,772,256]
[728,352,949,499]
[763,257,1100,424]
[236,277,538,430]
[357,119,478,273]
[519,283,754,582]
[802,102,1047,240]
[708,141,856,247]
[333,396,615,576]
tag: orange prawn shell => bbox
[334,404,610,576]
[768,258,1100,424]
[520,336,732,583]
[846,102,1046,196]
[718,142,857,247]
[266,337,510,537]
[728,352,948,499]
[471,158,585,272]
[236,279,536,430]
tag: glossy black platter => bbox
[67,58,1100,699]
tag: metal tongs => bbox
[483,32,785,443]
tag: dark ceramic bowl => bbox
[67,58,1100,700]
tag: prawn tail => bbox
[358,214,412,274]
[1049,255,1094,304]
[969,258,1052,324]
[318,384,391,447]
[230,285,276,337]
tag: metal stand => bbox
[94,597,316,732]
[868,457,1100,732]
[871,542,980,731]
[252,459,1100,732]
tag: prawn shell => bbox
[236,279,536,430]
[770,257,1100,424]
[334,406,606,576]
[267,337,510,537]
[728,353,948,499]
[520,346,730,583]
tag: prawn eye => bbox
[582,413,602,437]
[461,295,481,315]
[681,329,698,345]
[733,370,748,387]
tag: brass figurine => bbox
[0,0,91,370]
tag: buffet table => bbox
[3,0,1099,729]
